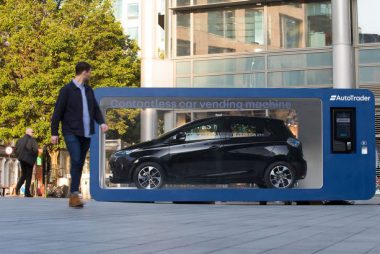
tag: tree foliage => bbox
[0,0,140,147]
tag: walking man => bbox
[51,62,108,208]
[15,128,39,197]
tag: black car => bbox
[109,116,307,189]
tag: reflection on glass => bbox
[103,98,322,189]
[306,69,332,85]
[194,57,265,75]
[127,3,139,18]
[176,61,191,75]
[193,73,265,88]
[268,71,305,87]
[359,67,380,84]
[193,7,265,55]
[282,16,301,48]
[176,112,191,127]
[174,1,332,56]
[176,77,191,87]
[177,0,245,5]
[185,122,221,141]
[267,2,331,49]
[127,27,139,41]
[359,49,380,64]
[176,12,191,56]
[231,122,270,138]
[176,0,190,6]
[268,69,332,87]
[268,52,332,69]
[358,0,380,44]
[306,3,332,47]
[195,0,245,4]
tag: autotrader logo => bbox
[330,95,371,102]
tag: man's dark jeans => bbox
[64,134,91,193]
[16,161,33,195]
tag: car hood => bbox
[120,140,158,152]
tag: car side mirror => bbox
[175,132,186,142]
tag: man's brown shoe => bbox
[69,193,84,208]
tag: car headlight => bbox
[287,137,301,148]
[114,149,138,156]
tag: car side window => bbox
[230,121,270,138]
[184,122,222,141]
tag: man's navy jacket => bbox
[51,81,105,137]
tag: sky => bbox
[358,0,380,34]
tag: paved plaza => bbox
[0,197,380,254]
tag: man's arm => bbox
[14,138,22,157]
[51,87,68,137]
[31,139,39,156]
[94,101,105,125]
[92,89,108,133]
[92,90,105,125]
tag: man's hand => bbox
[51,136,59,144]
[100,124,109,133]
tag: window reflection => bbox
[174,1,332,56]
[358,0,380,44]
[127,3,139,18]
[176,13,191,56]
[267,2,331,49]
[193,7,265,55]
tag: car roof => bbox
[177,116,284,129]
[158,116,286,140]
[194,116,283,123]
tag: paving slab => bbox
[0,197,379,254]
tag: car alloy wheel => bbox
[264,161,296,189]
[135,163,164,190]
[269,165,293,188]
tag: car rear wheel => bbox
[133,162,165,189]
[264,161,296,189]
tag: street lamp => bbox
[5,146,13,158]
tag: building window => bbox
[280,15,302,48]
[127,3,139,18]
[176,12,191,56]
[114,0,123,20]
[173,0,332,57]
[245,9,264,45]
[306,3,332,47]
[193,7,265,55]
[127,27,139,41]
[175,51,332,88]
[267,1,331,50]
[358,0,380,44]
[176,0,191,7]
[207,10,235,39]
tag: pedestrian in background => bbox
[15,128,39,197]
[51,62,108,208]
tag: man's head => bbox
[26,128,34,137]
[75,62,92,83]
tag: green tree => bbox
[0,0,140,147]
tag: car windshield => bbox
[157,118,218,140]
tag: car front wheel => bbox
[133,162,165,189]
[264,161,296,189]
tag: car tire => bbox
[133,162,165,189]
[264,161,296,189]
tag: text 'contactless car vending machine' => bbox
[90,88,376,202]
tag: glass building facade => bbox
[114,0,380,141]
[172,0,333,88]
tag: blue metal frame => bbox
[90,88,376,202]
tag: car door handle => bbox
[210,145,220,150]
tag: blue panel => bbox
[90,88,376,202]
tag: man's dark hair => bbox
[75,62,92,75]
